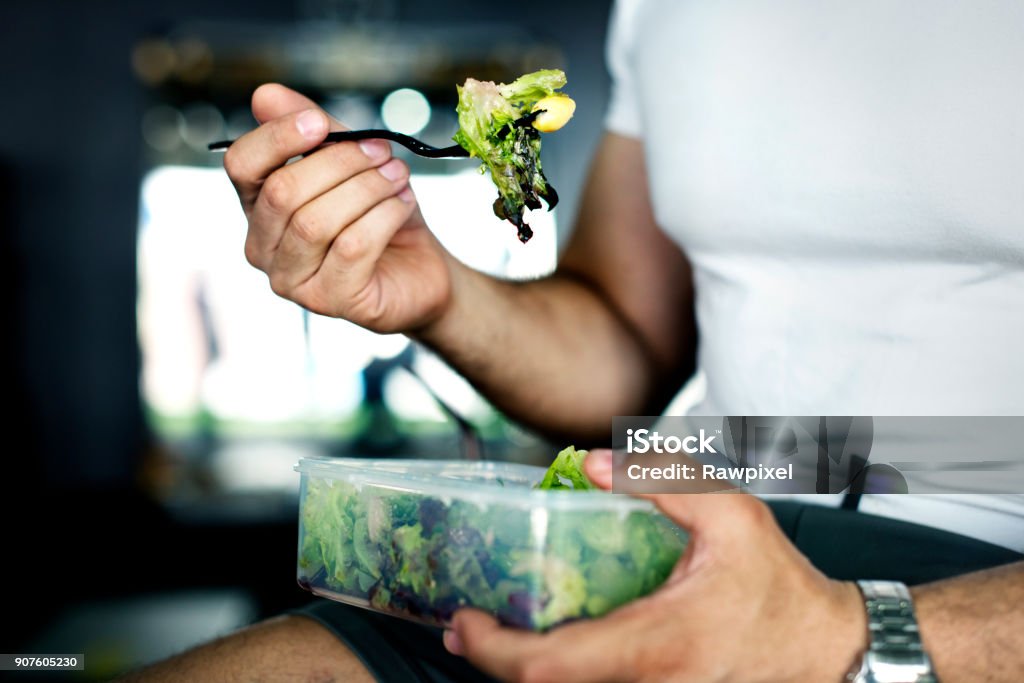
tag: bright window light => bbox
[137,164,557,436]
[380,88,431,135]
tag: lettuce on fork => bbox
[453,69,574,243]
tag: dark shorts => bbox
[292,501,1023,683]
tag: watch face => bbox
[861,651,936,683]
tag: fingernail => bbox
[398,186,415,203]
[378,158,407,181]
[442,629,464,656]
[296,110,326,140]
[359,139,390,160]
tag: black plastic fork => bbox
[208,129,470,158]
[207,110,545,158]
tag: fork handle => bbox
[324,130,470,158]
[207,129,469,158]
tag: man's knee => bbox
[116,613,374,682]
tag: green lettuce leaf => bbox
[536,445,595,491]
[498,69,567,106]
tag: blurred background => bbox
[0,0,614,679]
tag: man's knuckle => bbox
[222,146,246,179]
[268,119,293,154]
[346,285,387,329]
[261,171,296,213]
[332,230,366,262]
[268,272,292,298]
[298,289,329,317]
[288,208,323,245]
[738,495,772,528]
[360,303,388,330]
[243,240,262,269]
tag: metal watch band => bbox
[847,580,939,683]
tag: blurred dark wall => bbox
[0,0,299,490]
[0,0,612,492]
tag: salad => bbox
[297,447,686,630]
[453,69,575,243]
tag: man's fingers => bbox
[267,159,412,290]
[246,138,393,266]
[308,192,419,308]
[264,138,392,213]
[452,609,636,683]
[223,108,332,207]
[450,610,547,681]
[583,448,614,489]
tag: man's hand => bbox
[224,83,452,333]
[444,449,867,683]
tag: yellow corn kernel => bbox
[531,95,576,133]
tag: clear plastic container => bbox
[295,457,687,630]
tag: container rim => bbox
[294,457,657,512]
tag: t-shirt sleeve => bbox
[603,0,644,138]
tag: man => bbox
[125,1,1023,680]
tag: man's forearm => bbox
[911,560,1024,681]
[415,258,668,442]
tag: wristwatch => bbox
[845,580,939,683]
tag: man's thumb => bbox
[583,448,615,489]
[251,83,339,128]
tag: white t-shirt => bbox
[605,0,1024,552]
